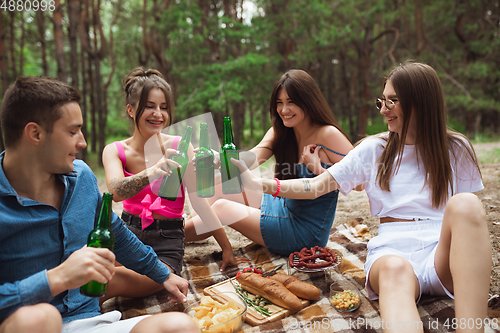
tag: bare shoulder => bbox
[260,127,275,145]
[315,125,353,162]
[103,140,120,157]
[159,133,179,147]
[316,125,350,146]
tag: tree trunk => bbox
[8,12,16,79]
[92,0,106,164]
[354,28,373,142]
[401,0,411,55]
[232,101,245,147]
[53,0,67,82]
[99,0,122,166]
[228,0,244,145]
[18,12,25,76]
[414,0,426,55]
[67,0,79,89]
[138,0,151,67]
[339,47,354,141]
[77,0,89,161]
[80,0,97,153]
[197,0,222,135]
[249,103,254,138]
[35,11,48,76]
[465,110,476,137]
[269,0,292,72]
[150,0,173,90]
[0,12,9,95]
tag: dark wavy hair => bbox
[269,69,349,180]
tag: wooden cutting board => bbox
[204,277,309,326]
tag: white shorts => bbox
[364,220,454,302]
[61,311,149,333]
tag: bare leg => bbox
[368,255,423,333]
[185,199,264,246]
[0,304,62,333]
[187,173,263,218]
[100,262,167,304]
[434,193,491,333]
[130,312,200,333]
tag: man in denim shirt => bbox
[0,77,200,333]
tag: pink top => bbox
[114,138,185,229]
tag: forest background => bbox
[1,0,500,165]
[3,0,500,304]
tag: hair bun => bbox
[123,67,163,95]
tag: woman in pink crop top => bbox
[101,67,248,302]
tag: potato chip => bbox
[190,295,243,332]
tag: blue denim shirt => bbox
[0,152,170,324]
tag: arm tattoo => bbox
[109,171,151,200]
[303,179,311,192]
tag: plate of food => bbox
[288,246,342,273]
[204,271,320,326]
[184,292,247,332]
[330,282,361,312]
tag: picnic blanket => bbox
[101,219,500,332]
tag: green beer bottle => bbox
[220,117,241,194]
[196,123,215,197]
[80,192,115,298]
[158,126,193,201]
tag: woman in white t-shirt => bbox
[233,61,491,332]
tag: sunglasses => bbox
[375,98,399,110]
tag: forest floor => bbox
[101,141,500,298]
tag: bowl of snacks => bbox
[329,281,361,312]
[184,291,247,333]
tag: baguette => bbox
[236,272,303,312]
[269,273,321,300]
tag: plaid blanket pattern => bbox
[101,223,500,333]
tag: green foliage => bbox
[4,0,500,155]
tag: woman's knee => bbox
[164,313,200,332]
[211,199,229,213]
[445,193,485,228]
[135,312,199,333]
[6,304,62,333]
[376,256,416,285]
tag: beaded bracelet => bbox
[272,178,281,197]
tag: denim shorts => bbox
[125,222,185,275]
[365,220,453,302]
[260,190,339,256]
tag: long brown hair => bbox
[376,61,480,208]
[269,69,349,180]
[123,67,174,132]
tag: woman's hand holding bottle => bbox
[147,148,180,179]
